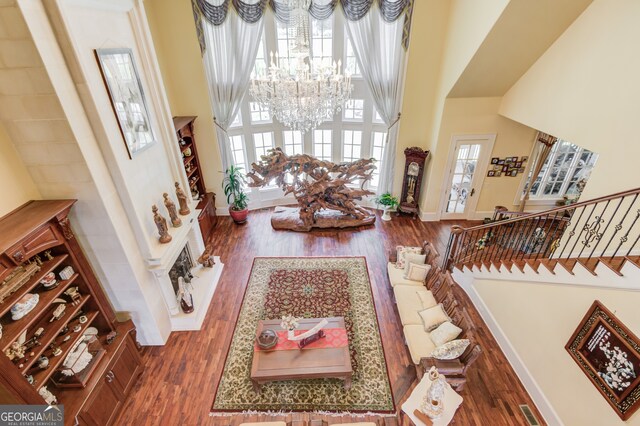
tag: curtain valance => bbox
[192,0,411,26]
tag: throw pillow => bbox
[416,291,437,310]
[418,303,451,332]
[403,253,427,275]
[404,262,431,281]
[395,246,422,269]
[430,339,470,360]
[429,321,463,347]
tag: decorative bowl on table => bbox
[256,329,278,350]
[11,293,40,320]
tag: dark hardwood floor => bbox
[117,208,545,426]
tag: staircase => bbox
[442,187,640,286]
[442,189,640,426]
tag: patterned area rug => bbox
[211,257,395,414]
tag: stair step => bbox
[490,260,503,273]
[625,256,640,269]
[512,260,527,273]
[524,259,540,274]
[577,258,599,276]
[598,257,625,276]
[557,259,577,275]
[501,260,514,272]
[539,259,557,275]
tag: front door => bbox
[440,134,495,219]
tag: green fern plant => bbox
[374,193,399,209]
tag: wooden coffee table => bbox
[250,317,353,391]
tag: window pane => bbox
[345,37,360,77]
[370,131,387,187]
[313,129,332,161]
[529,140,598,199]
[311,18,333,67]
[249,102,271,123]
[254,132,274,159]
[283,130,303,155]
[343,99,364,122]
[229,135,247,174]
[342,130,362,163]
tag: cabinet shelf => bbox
[187,165,198,178]
[33,310,100,390]
[1,273,80,352]
[21,293,91,375]
[0,254,69,318]
[189,176,200,189]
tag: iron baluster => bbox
[599,194,638,258]
[557,205,586,259]
[611,208,640,259]
[588,198,622,260]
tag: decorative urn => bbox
[256,329,278,350]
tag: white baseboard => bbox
[420,212,439,221]
[453,270,564,426]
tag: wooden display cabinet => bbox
[173,116,217,241]
[0,200,143,425]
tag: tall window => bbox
[345,37,360,77]
[229,135,247,173]
[283,130,303,155]
[249,102,271,123]
[527,140,598,199]
[370,132,386,187]
[227,11,388,191]
[313,130,332,161]
[343,99,364,121]
[253,132,274,159]
[311,18,333,67]
[342,130,362,162]
[276,21,297,74]
[253,36,267,78]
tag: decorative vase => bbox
[421,366,446,419]
[381,207,393,221]
[229,207,248,224]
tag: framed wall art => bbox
[566,300,640,420]
[95,48,155,158]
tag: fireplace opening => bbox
[168,244,193,296]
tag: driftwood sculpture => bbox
[247,148,376,231]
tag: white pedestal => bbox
[402,373,463,426]
[171,257,223,331]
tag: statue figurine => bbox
[163,193,182,228]
[152,205,172,244]
[175,182,190,215]
[198,244,215,268]
[176,276,194,314]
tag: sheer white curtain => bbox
[201,8,264,172]
[344,3,407,196]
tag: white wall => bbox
[474,279,640,425]
[500,0,640,201]
[1,0,196,344]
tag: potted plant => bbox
[223,165,249,223]
[375,193,399,221]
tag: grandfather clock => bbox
[399,147,429,217]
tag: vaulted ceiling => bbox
[448,0,593,98]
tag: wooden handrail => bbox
[443,186,640,271]
[457,187,640,233]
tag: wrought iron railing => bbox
[442,187,640,271]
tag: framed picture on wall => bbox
[566,301,640,420]
[491,157,499,164]
[487,170,495,177]
[95,48,156,159]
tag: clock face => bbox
[408,162,420,176]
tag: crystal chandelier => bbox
[249,0,352,133]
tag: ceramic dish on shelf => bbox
[11,293,39,320]
[40,271,58,290]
